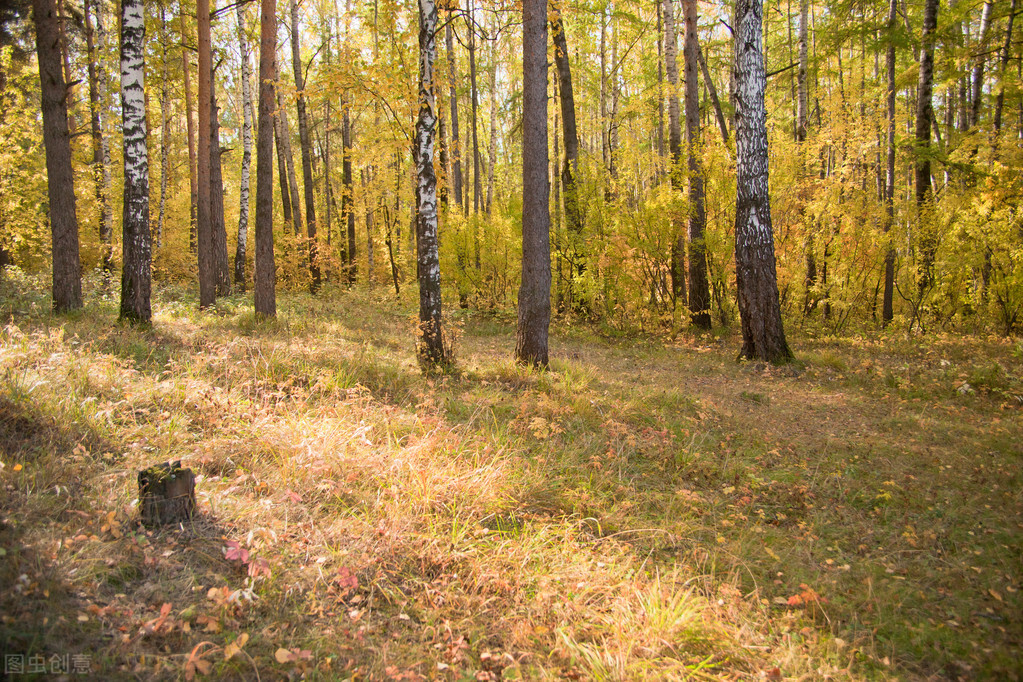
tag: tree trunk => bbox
[881,0,897,326]
[994,0,1017,134]
[486,32,497,215]
[197,0,214,307]
[181,8,198,253]
[343,103,356,283]
[683,0,710,328]
[446,17,463,208]
[235,2,254,290]
[362,167,375,281]
[915,0,938,298]
[34,0,82,312]
[156,1,170,250]
[84,0,113,276]
[276,56,303,236]
[468,1,481,216]
[733,0,791,363]
[415,0,446,366]
[209,58,231,298]
[516,0,550,368]
[119,0,151,323]
[551,4,585,309]
[663,0,686,308]
[656,0,665,162]
[697,45,729,144]
[291,0,321,293]
[970,1,993,129]
[254,0,277,317]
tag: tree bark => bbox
[181,8,198,253]
[235,2,254,290]
[33,0,82,312]
[915,0,938,298]
[446,16,463,208]
[291,0,321,293]
[663,0,686,308]
[342,102,356,283]
[733,0,791,362]
[515,0,550,367]
[255,0,277,317]
[969,1,993,129]
[275,55,303,236]
[119,0,152,323]
[415,0,446,366]
[697,45,729,144]
[683,0,710,328]
[993,0,1017,134]
[881,0,897,326]
[197,0,214,307]
[157,1,171,250]
[84,0,113,276]
[209,57,231,298]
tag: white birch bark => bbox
[235,2,254,288]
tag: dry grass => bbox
[1,273,1020,680]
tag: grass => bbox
[1,273,1021,680]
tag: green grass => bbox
[1,276,1020,680]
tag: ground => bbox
[1,275,1020,680]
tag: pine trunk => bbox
[882,0,897,325]
[254,0,277,317]
[291,0,321,293]
[683,0,710,328]
[33,0,82,312]
[275,57,303,236]
[515,0,551,367]
[663,0,686,307]
[197,0,214,307]
[157,1,170,250]
[119,0,152,323]
[209,61,231,298]
[181,9,198,253]
[343,104,356,283]
[733,0,791,362]
[446,18,463,208]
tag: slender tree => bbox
[515,0,550,367]
[415,0,446,366]
[915,0,938,299]
[235,1,254,290]
[83,0,113,276]
[119,0,151,323]
[33,0,81,311]
[290,0,320,292]
[446,13,463,208]
[181,7,198,252]
[881,0,897,325]
[733,0,791,362]
[683,0,710,328]
[663,0,686,307]
[209,65,231,298]
[276,55,303,236]
[254,0,276,316]
[197,0,214,307]
[156,0,171,250]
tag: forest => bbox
[0,0,1021,677]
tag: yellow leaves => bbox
[223,633,248,661]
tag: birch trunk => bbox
[882,0,897,325]
[733,0,791,362]
[915,0,938,298]
[33,0,82,312]
[415,0,446,366]
[210,57,231,298]
[235,2,254,289]
[84,0,113,275]
[119,0,152,323]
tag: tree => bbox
[445,13,462,208]
[290,0,320,293]
[733,0,791,362]
[118,0,151,323]
[662,0,686,307]
[254,0,276,317]
[881,0,897,326]
[209,67,231,298]
[683,0,710,328]
[414,0,446,366]
[234,1,254,290]
[181,6,198,253]
[197,0,214,307]
[515,0,550,367]
[83,0,112,276]
[914,0,938,300]
[33,0,80,312]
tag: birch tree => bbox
[235,1,254,290]
[119,0,151,323]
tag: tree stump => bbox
[138,461,196,527]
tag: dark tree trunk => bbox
[446,17,463,208]
[551,4,585,307]
[290,0,320,293]
[515,0,550,368]
[733,0,791,363]
[882,0,897,326]
[915,0,938,298]
[683,0,710,328]
[34,0,82,312]
[84,0,113,276]
[209,67,231,298]
[415,0,446,367]
[342,103,356,283]
[139,462,196,527]
[969,1,993,129]
[275,56,303,236]
[156,1,170,250]
[467,1,481,216]
[197,0,214,307]
[119,0,151,324]
[254,0,276,317]
[993,0,1017,135]
[663,0,686,308]
[697,45,729,144]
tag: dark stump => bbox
[138,461,196,527]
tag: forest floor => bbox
[1,275,1021,681]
